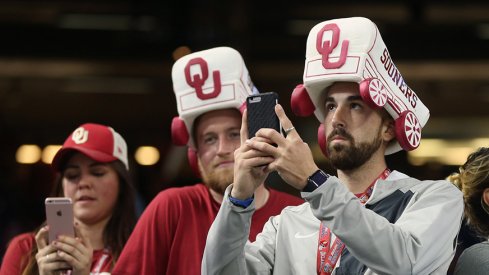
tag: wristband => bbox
[303,169,330,192]
[228,194,254,208]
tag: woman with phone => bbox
[0,123,136,275]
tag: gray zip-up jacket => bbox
[202,171,463,275]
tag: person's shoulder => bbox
[417,178,462,197]
[462,241,489,255]
[149,183,209,207]
[6,232,35,252]
[155,183,207,198]
[9,232,35,246]
[390,171,462,196]
[455,241,489,273]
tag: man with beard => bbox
[112,47,303,275]
[202,18,463,274]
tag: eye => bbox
[325,103,336,112]
[91,169,107,177]
[203,135,217,145]
[63,170,80,181]
[351,102,363,110]
[229,130,240,140]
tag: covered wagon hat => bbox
[171,46,256,149]
[170,47,257,175]
[291,17,430,155]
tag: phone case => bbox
[45,197,74,243]
[246,92,281,137]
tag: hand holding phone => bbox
[45,197,75,243]
[246,92,281,138]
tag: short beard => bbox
[199,164,234,195]
[327,127,383,171]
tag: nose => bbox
[77,174,93,189]
[331,104,347,129]
[216,136,236,156]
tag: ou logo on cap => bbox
[72,127,89,144]
[184,57,222,100]
[316,23,349,69]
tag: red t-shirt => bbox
[0,233,113,275]
[112,183,303,275]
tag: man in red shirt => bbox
[112,47,303,275]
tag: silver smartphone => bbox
[45,197,75,243]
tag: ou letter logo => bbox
[316,23,349,69]
[71,127,88,144]
[184,57,222,100]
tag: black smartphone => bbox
[246,92,281,138]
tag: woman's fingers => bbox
[36,247,71,273]
[35,225,50,249]
[53,225,93,272]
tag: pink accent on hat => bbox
[51,123,129,171]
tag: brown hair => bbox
[21,158,136,274]
[447,147,489,237]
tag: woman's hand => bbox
[35,226,71,275]
[35,224,93,275]
[53,223,93,275]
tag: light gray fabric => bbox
[202,171,464,275]
[454,241,489,275]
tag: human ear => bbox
[382,119,396,143]
[483,188,489,206]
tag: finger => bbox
[240,109,249,144]
[240,146,274,160]
[35,226,49,249]
[35,245,58,262]
[38,250,69,267]
[249,135,275,146]
[55,237,86,260]
[275,104,302,141]
[255,128,288,148]
[243,155,274,168]
[53,240,88,270]
[39,254,71,272]
[55,224,92,264]
[245,137,280,157]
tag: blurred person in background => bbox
[0,123,137,275]
[112,47,303,275]
[448,147,489,274]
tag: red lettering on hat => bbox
[316,23,349,69]
[184,57,222,100]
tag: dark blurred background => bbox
[1,0,488,262]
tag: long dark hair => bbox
[21,158,137,275]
